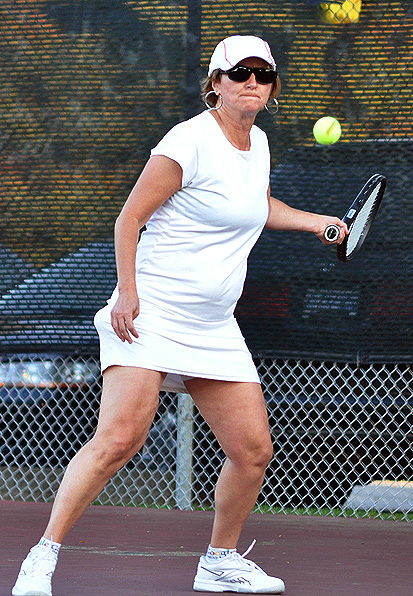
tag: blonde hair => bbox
[200,69,281,108]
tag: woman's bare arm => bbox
[111,155,183,343]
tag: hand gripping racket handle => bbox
[324,224,341,242]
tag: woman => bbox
[12,35,346,596]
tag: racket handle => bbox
[324,224,340,242]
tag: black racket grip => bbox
[324,224,340,242]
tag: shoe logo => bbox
[200,568,251,586]
[228,577,252,586]
[200,567,225,578]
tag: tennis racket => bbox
[324,174,386,262]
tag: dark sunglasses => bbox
[220,65,277,85]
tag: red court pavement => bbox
[1,500,412,596]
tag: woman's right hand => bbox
[110,289,140,343]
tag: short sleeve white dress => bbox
[94,110,270,393]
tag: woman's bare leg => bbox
[185,379,273,549]
[42,366,165,543]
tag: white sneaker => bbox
[12,542,58,596]
[193,541,285,594]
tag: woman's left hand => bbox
[315,216,348,245]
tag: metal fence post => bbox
[185,0,202,118]
[175,392,194,510]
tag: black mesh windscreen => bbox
[1,0,412,361]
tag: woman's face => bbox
[213,57,273,117]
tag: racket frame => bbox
[324,174,386,262]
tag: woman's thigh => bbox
[95,366,166,442]
[185,378,272,462]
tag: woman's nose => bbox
[246,74,257,87]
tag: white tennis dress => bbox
[94,110,270,393]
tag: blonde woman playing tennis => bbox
[13,35,346,596]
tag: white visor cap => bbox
[208,35,276,76]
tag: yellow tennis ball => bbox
[313,117,342,145]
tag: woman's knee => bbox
[253,435,274,468]
[229,434,274,471]
[90,429,145,468]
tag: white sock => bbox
[206,545,236,561]
[37,537,61,556]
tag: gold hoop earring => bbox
[204,90,223,110]
[265,97,279,115]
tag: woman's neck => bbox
[210,108,254,151]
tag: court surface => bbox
[2,500,412,596]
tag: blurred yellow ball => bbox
[320,0,362,25]
[313,117,342,145]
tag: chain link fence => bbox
[1,354,411,520]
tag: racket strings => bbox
[346,184,381,256]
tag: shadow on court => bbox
[2,500,412,596]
